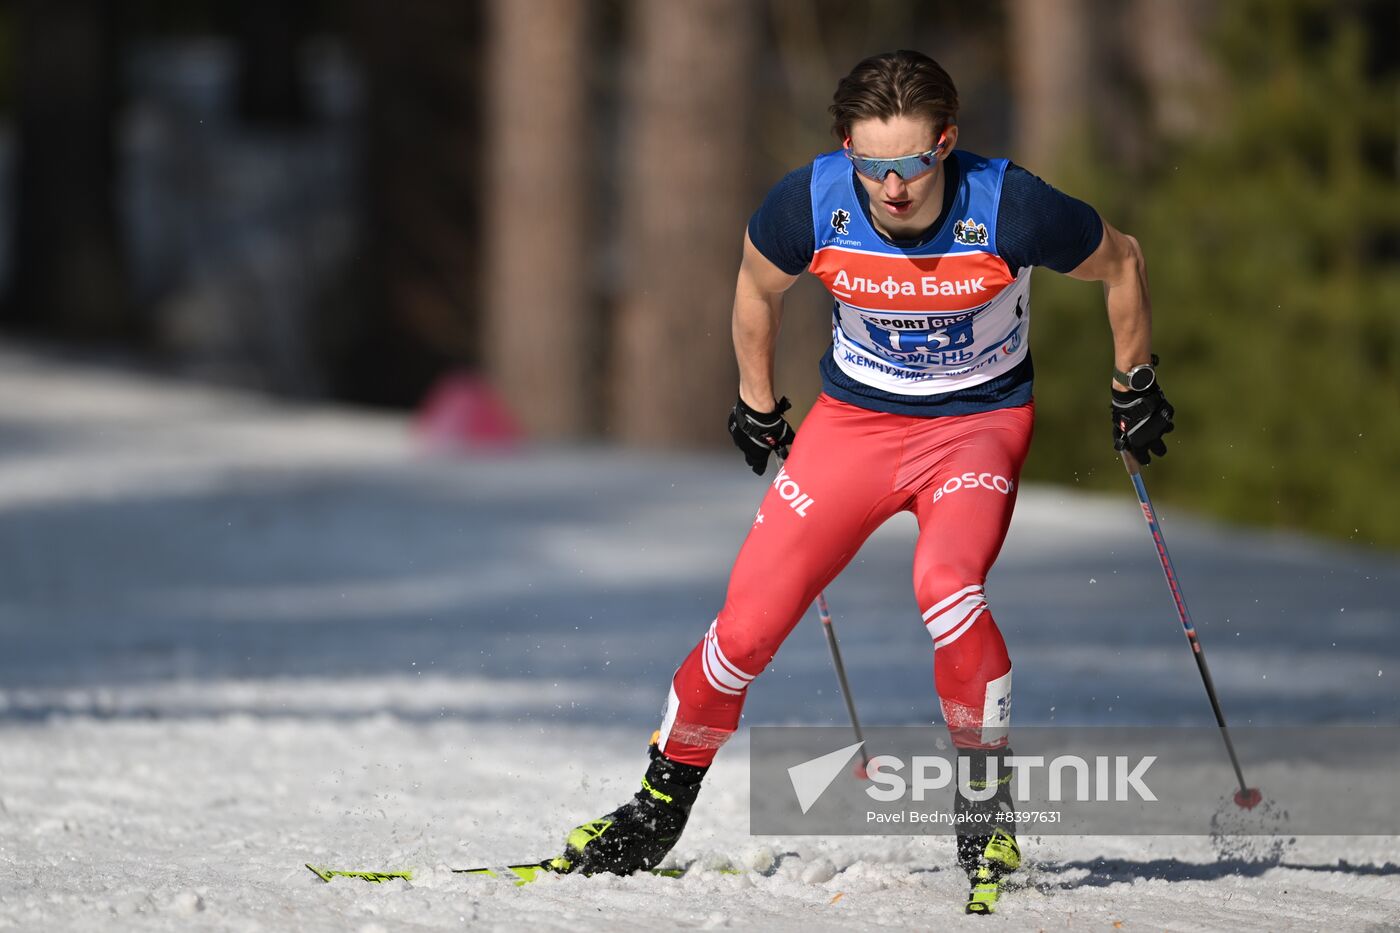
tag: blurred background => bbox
[0,0,1395,547]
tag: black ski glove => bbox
[727,395,795,475]
[1112,383,1175,465]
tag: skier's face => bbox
[846,115,957,237]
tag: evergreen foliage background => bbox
[1025,0,1400,548]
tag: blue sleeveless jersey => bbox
[808,149,1034,416]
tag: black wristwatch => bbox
[1113,353,1159,391]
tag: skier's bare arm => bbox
[1066,217,1152,389]
[733,230,799,412]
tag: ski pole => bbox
[814,590,871,775]
[772,449,870,774]
[1119,450,1262,809]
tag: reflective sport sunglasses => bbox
[843,135,947,182]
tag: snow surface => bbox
[1,344,1397,931]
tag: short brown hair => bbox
[829,50,959,141]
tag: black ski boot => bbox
[554,741,708,876]
[955,747,1022,915]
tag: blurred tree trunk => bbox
[1011,0,1208,175]
[1007,0,1096,171]
[235,0,310,128]
[611,0,756,447]
[332,0,482,406]
[1128,0,1216,139]
[5,0,131,340]
[484,0,591,437]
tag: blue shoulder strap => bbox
[809,149,1010,257]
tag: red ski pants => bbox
[658,394,1034,766]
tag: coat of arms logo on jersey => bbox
[953,217,988,246]
[830,208,851,236]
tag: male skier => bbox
[554,50,1174,914]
